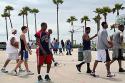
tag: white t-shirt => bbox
[6,34,18,53]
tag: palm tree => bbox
[93,8,102,32]
[4,5,14,28]
[112,3,125,16]
[67,16,77,46]
[100,6,111,22]
[53,0,63,41]
[1,12,10,40]
[94,8,102,15]
[93,14,101,32]
[30,8,39,33]
[22,6,31,41]
[81,16,90,32]
[18,9,27,26]
[112,3,125,32]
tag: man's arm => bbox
[10,37,16,47]
[101,31,111,48]
[83,34,97,41]
[120,34,123,44]
[21,34,32,55]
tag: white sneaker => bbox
[27,71,34,75]
[11,70,18,76]
[19,68,25,72]
[1,68,8,73]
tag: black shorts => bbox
[105,49,111,62]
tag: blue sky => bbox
[0,0,125,43]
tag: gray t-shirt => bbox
[97,29,109,50]
[112,31,123,49]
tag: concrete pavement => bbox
[0,49,125,83]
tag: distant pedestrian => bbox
[59,41,63,55]
[66,40,72,55]
[53,39,59,54]
[61,40,65,51]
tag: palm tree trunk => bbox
[117,10,119,16]
[26,15,30,41]
[34,14,37,33]
[85,21,87,28]
[9,16,13,28]
[104,16,107,22]
[5,17,8,40]
[8,11,13,28]
[71,31,73,46]
[23,15,25,26]
[57,4,59,41]
[97,20,100,33]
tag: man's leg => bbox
[69,49,72,55]
[1,59,11,73]
[76,61,85,72]
[92,60,98,72]
[118,60,125,72]
[105,61,110,74]
[87,63,91,73]
[47,64,51,73]
[3,59,11,68]
[45,55,52,81]
[105,61,115,77]
[91,60,98,77]
[37,63,43,81]
[24,60,34,75]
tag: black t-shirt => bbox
[39,32,51,55]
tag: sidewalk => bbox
[0,49,125,83]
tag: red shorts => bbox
[36,48,52,65]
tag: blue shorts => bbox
[20,50,28,60]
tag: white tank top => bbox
[6,34,18,53]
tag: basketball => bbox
[13,42,19,48]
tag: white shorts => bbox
[8,53,19,60]
[83,50,91,63]
[96,50,106,62]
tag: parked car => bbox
[0,42,6,50]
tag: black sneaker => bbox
[107,73,115,77]
[54,62,58,67]
[90,72,96,77]
[45,75,51,81]
[119,68,125,72]
[86,69,91,73]
[76,65,81,72]
[38,75,43,81]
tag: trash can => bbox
[78,47,83,61]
